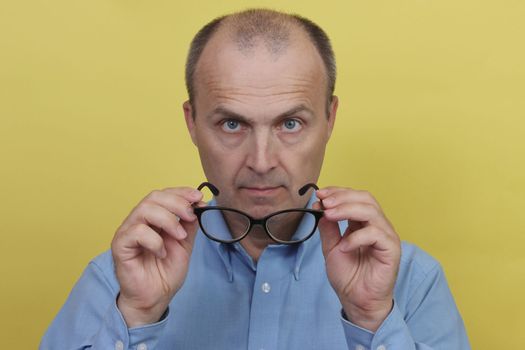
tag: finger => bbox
[323,202,393,235]
[183,199,209,243]
[145,189,202,222]
[118,188,200,233]
[317,187,381,211]
[166,200,207,251]
[161,217,200,259]
[138,203,188,240]
[322,202,380,224]
[316,186,353,196]
[192,200,208,208]
[180,218,200,248]
[316,186,355,202]
[161,187,204,204]
[116,223,167,260]
[314,201,342,257]
[338,225,396,257]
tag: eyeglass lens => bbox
[199,209,318,244]
[200,209,250,242]
[266,211,316,242]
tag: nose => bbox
[245,129,278,175]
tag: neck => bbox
[238,226,275,261]
[238,216,303,262]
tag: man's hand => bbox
[111,187,203,327]
[313,186,401,332]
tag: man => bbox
[41,9,470,350]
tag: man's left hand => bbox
[313,186,401,332]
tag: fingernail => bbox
[192,190,202,197]
[187,207,196,218]
[159,248,167,259]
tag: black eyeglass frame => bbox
[193,182,324,245]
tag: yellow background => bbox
[1,1,524,348]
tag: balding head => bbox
[226,9,293,54]
[185,9,336,117]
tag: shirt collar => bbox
[203,194,320,282]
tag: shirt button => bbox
[261,282,271,293]
[377,346,386,350]
[115,340,124,350]
[137,343,148,350]
[355,345,365,350]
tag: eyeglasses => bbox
[193,182,324,245]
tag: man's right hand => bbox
[111,187,203,327]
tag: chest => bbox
[159,239,349,349]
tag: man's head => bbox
[183,9,338,220]
[185,9,336,117]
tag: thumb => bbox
[181,200,207,246]
[163,213,201,257]
[180,218,199,247]
[314,201,341,257]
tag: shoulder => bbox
[86,249,120,293]
[399,241,441,275]
[395,241,444,306]
[90,249,115,270]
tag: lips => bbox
[241,186,283,196]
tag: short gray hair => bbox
[185,9,336,116]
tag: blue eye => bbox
[222,120,241,132]
[284,120,296,129]
[282,119,301,132]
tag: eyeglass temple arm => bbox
[298,183,324,210]
[197,182,220,196]
[197,181,320,204]
[298,183,318,196]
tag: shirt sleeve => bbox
[340,263,471,350]
[39,257,169,350]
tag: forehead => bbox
[193,28,327,115]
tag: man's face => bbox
[184,29,337,219]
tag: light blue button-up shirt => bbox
[41,197,470,350]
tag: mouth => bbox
[240,186,283,196]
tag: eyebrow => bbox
[207,104,315,123]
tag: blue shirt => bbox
[41,197,470,350]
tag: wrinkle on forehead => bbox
[203,80,319,115]
[192,26,327,111]
[205,78,315,99]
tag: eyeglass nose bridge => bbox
[238,216,267,238]
[237,215,292,245]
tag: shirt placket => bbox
[247,246,293,350]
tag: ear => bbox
[326,95,338,141]
[183,100,198,146]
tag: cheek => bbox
[197,138,245,182]
[281,137,327,177]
